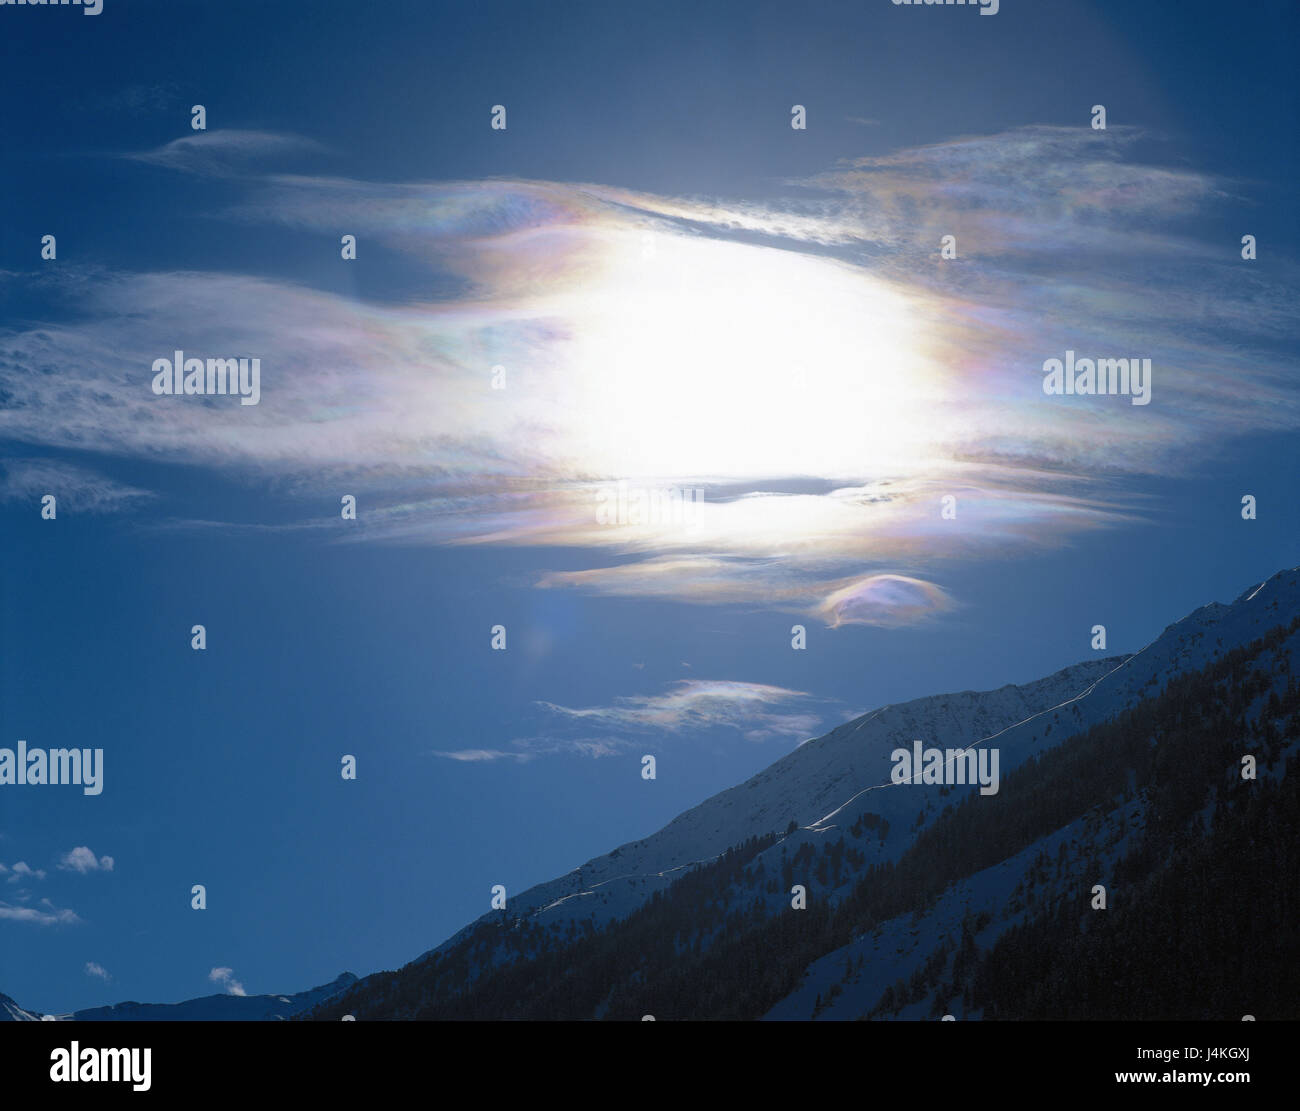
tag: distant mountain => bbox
[1,973,357,1022]
[305,564,1300,1020]
[1,992,43,1022]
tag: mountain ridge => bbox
[310,566,1300,1019]
[409,564,1300,962]
[0,972,357,1022]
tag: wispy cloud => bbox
[0,459,151,513]
[433,679,832,762]
[0,900,78,925]
[432,737,629,762]
[127,129,332,177]
[536,679,818,735]
[432,748,533,764]
[84,961,112,982]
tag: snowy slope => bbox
[764,793,1153,1020]
[769,610,1300,1020]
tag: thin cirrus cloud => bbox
[0,459,151,515]
[0,901,78,926]
[537,679,819,733]
[434,748,532,764]
[125,128,333,177]
[434,679,834,762]
[2,126,1296,626]
[434,739,625,763]
[84,961,111,982]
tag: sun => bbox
[560,228,940,484]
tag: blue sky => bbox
[1,0,1297,1012]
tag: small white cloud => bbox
[84,962,111,982]
[209,967,247,997]
[7,861,46,883]
[59,847,114,874]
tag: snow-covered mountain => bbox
[420,564,1300,950]
[308,562,1300,1020]
[0,972,357,1022]
[1,992,43,1022]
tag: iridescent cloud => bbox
[2,126,1296,625]
[814,574,953,629]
